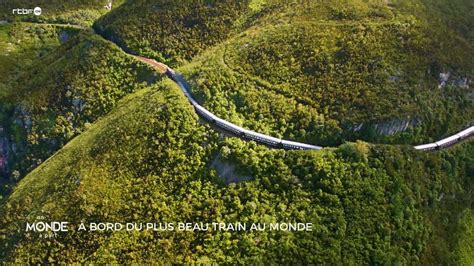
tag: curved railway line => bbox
[134,56,321,150]
[132,56,473,151]
[18,22,472,151]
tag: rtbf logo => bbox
[12,7,42,16]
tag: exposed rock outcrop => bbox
[350,118,420,136]
[211,154,250,184]
[456,77,470,89]
[438,71,471,89]
[0,127,9,177]
[438,72,450,88]
[374,118,420,136]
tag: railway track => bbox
[132,56,473,151]
[133,56,321,150]
[13,22,471,152]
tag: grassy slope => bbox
[0,0,126,96]
[0,22,72,98]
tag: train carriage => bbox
[414,126,474,151]
[135,49,474,153]
[456,126,474,139]
[194,104,218,123]
[436,135,461,147]
[281,140,322,150]
[244,130,281,146]
[414,143,438,151]
[174,74,322,149]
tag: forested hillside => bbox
[0,0,472,264]
[94,0,250,64]
[0,80,472,264]
[0,0,127,187]
[95,0,473,146]
[0,28,157,186]
[0,0,124,26]
[455,210,474,264]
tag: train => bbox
[414,126,474,151]
[157,61,473,152]
[168,72,322,150]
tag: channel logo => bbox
[12,7,42,16]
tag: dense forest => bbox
[176,1,473,147]
[1,81,472,264]
[0,0,472,264]
[94,0,250,64]
[0,0,126,26]
[92,0,473,146]
[0,27,158,186]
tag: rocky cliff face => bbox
[373,118,420,136]
[350,118,420,136]
[438,72,471,89]
[0,126,9,177]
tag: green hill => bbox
[0,0,472,264]
[95,0,473,146]
[0,0,125,26]
[0,29,157,181]
[0,78,472,263]
[0,22,73,96]
[94,0,250,64]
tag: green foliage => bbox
[337,141,370,163]
[0,80,471,263]
[455,209,474,265]
[0,23,71,91]
[1,30,158,178]
[0,0,472,264]
[179,3,472,146]
[0,0,124,27]
[94,0,250,65]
